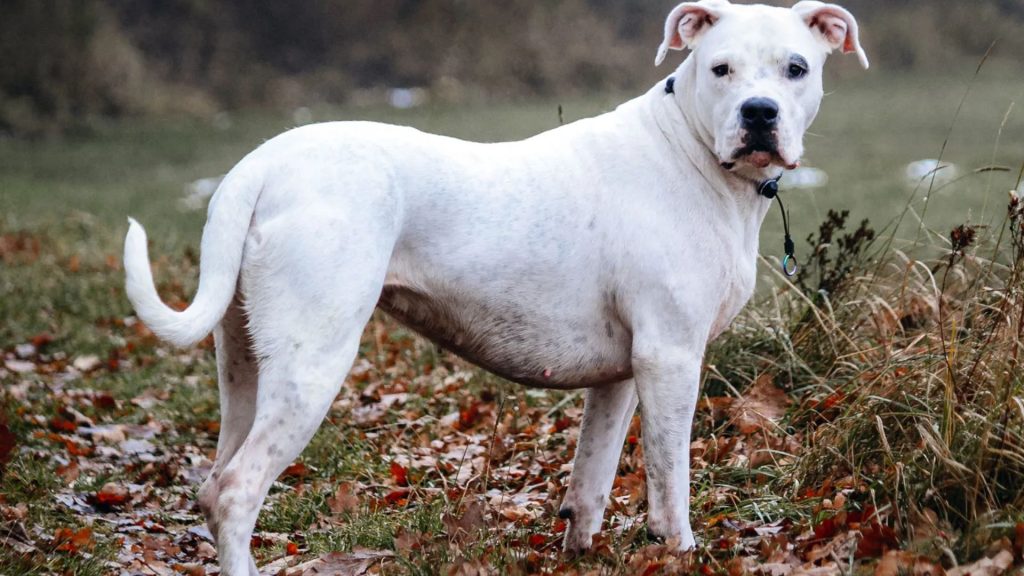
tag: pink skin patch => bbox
[750,152,773,169]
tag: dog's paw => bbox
[561,529,596,556]
[645,526,698,550]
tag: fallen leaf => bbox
[390,461,408,486]
[78,424,127,444]
[875,550,944,576]
[0,422,15,468]
[327,483,359,515]
[93,482,130,508]
[120,438,157,455]
[262,549,393,576]
[56,461,80,483]
[53,526,93,553]
[282,461,310,481]
[72,355,102,373]
[947,550,1014,576]
[729,374,790,434]
[4,359,36,373]
[443,499,486,543]
[394,528,426,553]
[14,343,36,358]
[195,541,217,559]
[382,489,410,507]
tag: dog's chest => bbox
[710,252,758,339]
[377,285,633,388]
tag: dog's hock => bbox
[654,0,731,66]
[792,1,870,69]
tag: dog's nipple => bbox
[542,368,553,379]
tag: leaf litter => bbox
[3,225,1024,575]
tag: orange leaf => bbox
[94,482,129,508]
[54,527,93,553]
[389,461,408,486]
[384,489,410,507]
[282,462,309,480]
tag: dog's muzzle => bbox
[728,98,783,169]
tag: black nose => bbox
[740,97,779,131]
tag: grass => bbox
[2,67,1024,574]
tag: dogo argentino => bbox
[123,1,868,572]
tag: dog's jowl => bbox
[123,1,867,572]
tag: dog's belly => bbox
[377,286,633,389]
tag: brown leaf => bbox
[729,375,790,434]
[0,422,15,468]
[327,483,359,516]
[175,564,205,576]
[394,528,426,553]
[875,550,945,576]
[56,461,80,484]
[947,550,1014,576]
[442,499,486,543]
[267,549,393,576]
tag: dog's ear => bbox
[655,0,730,66]
[792,1,869,69]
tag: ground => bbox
[2,68,1024,575]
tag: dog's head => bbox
[656,0,868,179]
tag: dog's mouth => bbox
[721,134,798,171]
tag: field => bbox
[2,65,1024,575]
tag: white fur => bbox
[123,2,866,572]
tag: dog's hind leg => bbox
[560,379,638,552]
[210,318,371,575]
[197,293,259,549]
[204,216,391,576]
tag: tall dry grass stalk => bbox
[709,172,1024,558]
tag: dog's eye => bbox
[787,63,808,80]
[712,64,730,78]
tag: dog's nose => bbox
[740,98,779,131]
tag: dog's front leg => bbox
[632,343,702,550]
[560,379,638,552]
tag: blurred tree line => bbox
[2,0,1022,136]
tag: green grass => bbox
[2,68,1023,251]
[2,67,1024,574]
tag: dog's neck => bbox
[632,64,769,208]
[620,63,775,257]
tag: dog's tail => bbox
[123,165,262,347]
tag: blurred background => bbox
[4,5,1024,573]
[1,0,1023,248]
[2,0,1024,132]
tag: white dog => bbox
[123,1,867,572]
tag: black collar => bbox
[757,175,782,199]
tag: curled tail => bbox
[123,168,261,347]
